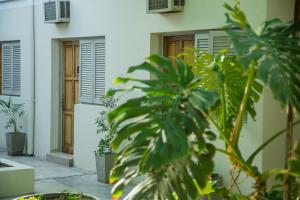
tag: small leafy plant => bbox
[18,192,94,200]
[95,97,117,156]
[0,98,24,133]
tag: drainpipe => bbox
[27,0,36,155]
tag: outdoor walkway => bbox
[0,148,129,200]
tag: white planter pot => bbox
[95,152,115,183]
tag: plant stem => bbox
[230,61,256,147]
[216,148,258,178]
[207,194,212,200]
[206,114,241,158]
[221,82,228,138]
[225,61,267,196]
[284,104,294,200]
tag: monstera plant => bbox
[107,3,300,200]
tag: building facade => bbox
[0,0,298,193]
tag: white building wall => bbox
[2,0,295,194]
[0,0,35,154]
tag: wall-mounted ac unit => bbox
[44,0,70,23]
[147,0,185,14]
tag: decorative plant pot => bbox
[5,132,26,156]
[95,152,115,183]
[15,193,100,200]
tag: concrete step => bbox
[46,152,74,167]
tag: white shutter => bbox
[211,31,236,56]
[93,39,106,104]
[2,44,12,95]
[195,31,242,57]
[2,42,21,96]
[80,38,106,105]
[80,40,94,104]
[195,32,210,54]
[12,44,21,96]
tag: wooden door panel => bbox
[164,35,195,59]
[167,41,181,58]
[62,41,79,154]
[65,46,74,77]
[63,113,73,153]
[183,40,195,63]
[164,35,195,72]
[64,80,73,111]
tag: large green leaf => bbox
[108,55,219,199]
[180,49,262,139]
[224,3,300,114]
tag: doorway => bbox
[163,35,195,60]
[62,41,79,154]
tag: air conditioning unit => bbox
[44,0,70,23]
[147,0,185,14]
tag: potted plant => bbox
[0,98,25,156]
[95,97,117,183]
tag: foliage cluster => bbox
[106,2,300,200]
[0,98,24,133]
[95,97,117,156]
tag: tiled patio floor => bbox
[0,148,131,200]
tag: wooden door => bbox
[164,35,195,62]
[62,41,79,154]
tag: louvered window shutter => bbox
[12,44,21,96]
[80,39,106,105]
[80,40,94,104]
[195,32,210,54]
[2,44,12,95]
[211,31,237,56]
[195,31,242,56]
[2,43,21,96]
[93,39,106,104]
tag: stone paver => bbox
[0,148,132,200]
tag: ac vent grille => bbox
[149,0,168,10]
[44,1,56,21]
[44,0,70,23]
[60,1,70,18]
[66,1,70,18]
[147,0,185,13]
[174,0,185,6]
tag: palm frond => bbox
[0,98,24,132]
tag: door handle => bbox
[77,66,80,75]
